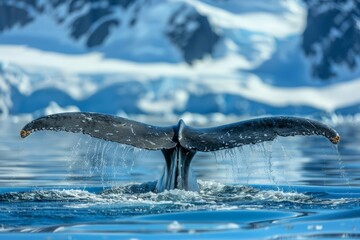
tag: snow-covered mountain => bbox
[302,0,360,80]
[0,0,222,63]
[0,0,359,120]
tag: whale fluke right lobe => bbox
[180,116,340,151]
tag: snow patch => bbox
[184,0,306,38]
[206,75,360,112]
[43,102,80,116]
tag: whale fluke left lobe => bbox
[20,112,177,150]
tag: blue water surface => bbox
[0,118,359,239]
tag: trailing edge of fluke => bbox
[20,112,340,191]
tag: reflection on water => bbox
[0,118,359,238]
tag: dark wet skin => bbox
[21,113,340,192]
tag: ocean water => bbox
[0,118,359,239]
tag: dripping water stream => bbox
[67,136,148,188]
[210,136,346,189]
[332,144,351,189]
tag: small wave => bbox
[0,189,102,202]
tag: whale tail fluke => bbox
[21,113,340,151]
[20,113,340,191]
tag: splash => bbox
[1,179,358,235]
[0,181,355,209]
